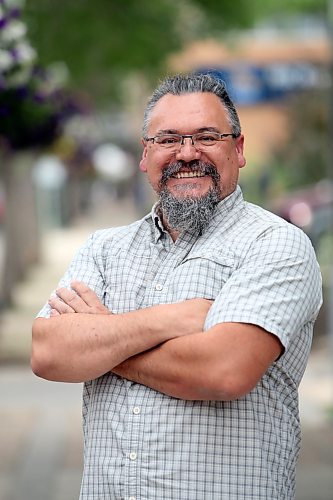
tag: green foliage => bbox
[191,0,326,31]
[248,0,327,17]
[23,0,328,104]
[190,0,327,32]
[190,0,255,29]
[25,0,182,101]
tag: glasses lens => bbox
[153,132,223,150]
[155,134,181,148]
[194,132,220,148]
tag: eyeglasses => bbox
[144,131,239,152]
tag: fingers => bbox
[71,281,110,314]
[50,308,61,317]
[54,287,90,313]
[48,296,75,314]
[48,282,110,315]
[71,281,101,307]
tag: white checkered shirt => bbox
[38,186,322,500]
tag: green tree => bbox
[25,0,182,102]
[24,0,327,103]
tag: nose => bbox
[175,137,201,162]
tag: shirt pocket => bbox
[103,248,152,313]
[170,250,235,301]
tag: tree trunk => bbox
[0,151,40,308]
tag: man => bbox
[32,73,322,499]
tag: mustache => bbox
[159,161,220,187]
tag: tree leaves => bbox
[23,0,328,103]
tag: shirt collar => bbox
[149,202,167,243]
[210,185,243,223]
[148,185,244,243]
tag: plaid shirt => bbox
[38,186,322,500]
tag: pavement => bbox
[0,195,332,500]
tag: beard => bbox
[158,160,221,235]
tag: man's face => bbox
[140,92,246,202]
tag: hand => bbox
[48,281,110,316]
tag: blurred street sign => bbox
[197,62,329,105]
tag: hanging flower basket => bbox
[0,0,77,152]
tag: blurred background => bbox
[0,0,332,499]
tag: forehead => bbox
[148,92,230,133]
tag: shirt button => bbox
[129,452,137,461]
[155,283,163,291]
[129,497,136,500]
[133,407,140,415]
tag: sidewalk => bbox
[0,195,332,500]
[0,197,139,500]
[0,196,139,363]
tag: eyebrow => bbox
[156,126,221,135]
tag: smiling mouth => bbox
[172,171,206,179]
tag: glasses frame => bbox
[144,132,239,151]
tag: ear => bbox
[235,135,246,169]
[139,138,148,172]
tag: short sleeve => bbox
[204,224,322,349]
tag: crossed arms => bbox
[31,281,282,401]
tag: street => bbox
[0,365,83,500]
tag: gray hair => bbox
[142,73,241,137]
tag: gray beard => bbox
[158,161,221,235]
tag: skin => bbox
[31,91,282,398]
[32,283,211,383]
[45,282,282,400]
[140,92,246,238]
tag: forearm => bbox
[31,304,190,383]
[113,331,223,400]
[112,323,282,401]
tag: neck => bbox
[162,215,180,242]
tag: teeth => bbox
[174,171,205,179]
